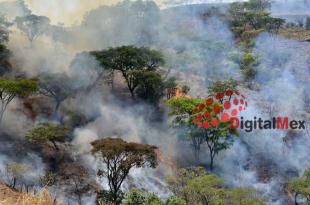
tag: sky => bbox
[0,0,246,25]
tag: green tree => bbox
[167,97,205,161]
[167,166,208,201]
[165,196,186,205]
[0,79,38,124]
[228,0,284,81]
[186,175,226,205]
[25,123,69,150]
[134,70,165,104]
[226,188,266,205]
[91,46,165,98]
[288,169,310,205]
[167,167,224,205]
[168,93,237,170]
[229,0,284,41]
[164,77,177,90]
[123,188,147,205]
[203,126,235,171]
[167,167,265,205]
[123,188,185,205]
[207,79,238,96]
[91,138,158,204]
[245,0,271,11]
[240,53,258,81]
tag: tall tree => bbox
[168,80,239,169]
[167,97,205,162]
[91,46,165,98]
[25,123,69,150]
[91,138,158,204]
[0,79,38,124]
[15,14,50,43]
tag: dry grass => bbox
[279,27,310,41]
[0,189,56,205]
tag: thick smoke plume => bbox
[0,0,309,204]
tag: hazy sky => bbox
[0,0,245,25]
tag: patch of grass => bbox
[0,189,55,205]
[279,27,310,41]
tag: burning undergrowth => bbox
[0,0,309,204]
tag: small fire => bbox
[155,149,177,171]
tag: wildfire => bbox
[155,149,177,171]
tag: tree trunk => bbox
[0,104,6,126]
[77,195,82,205]
[12,177,16,189]
[193,143,201,163]
[0,110,4,126]
[51,140,59,151]
[294,193,299,205]
[194,148,200,163]
[209,150,215,171]
[54,100,61,114]
[111,70,115,92]
[129,87,135,99]
[206,137,215,171]
[112,191,118,205]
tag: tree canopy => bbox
[91,138,158,204]
[26,123,69,150]
[167,167,266,205]
[91,46,165,99]
[168,93,238,169]
[0,79,38,123]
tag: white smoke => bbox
[0,0,309,204]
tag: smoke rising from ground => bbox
[0,0,309,204]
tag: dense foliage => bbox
[0,79,38,123]
[167,167,266,205]
[26,123,69,150]
[288,169,310,204]
[91,138,158,204]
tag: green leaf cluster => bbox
[123,188,186,205]
[26,123,69,148]
[0,79,38,97]
[167,167,266,205]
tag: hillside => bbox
[0,0,309,205]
